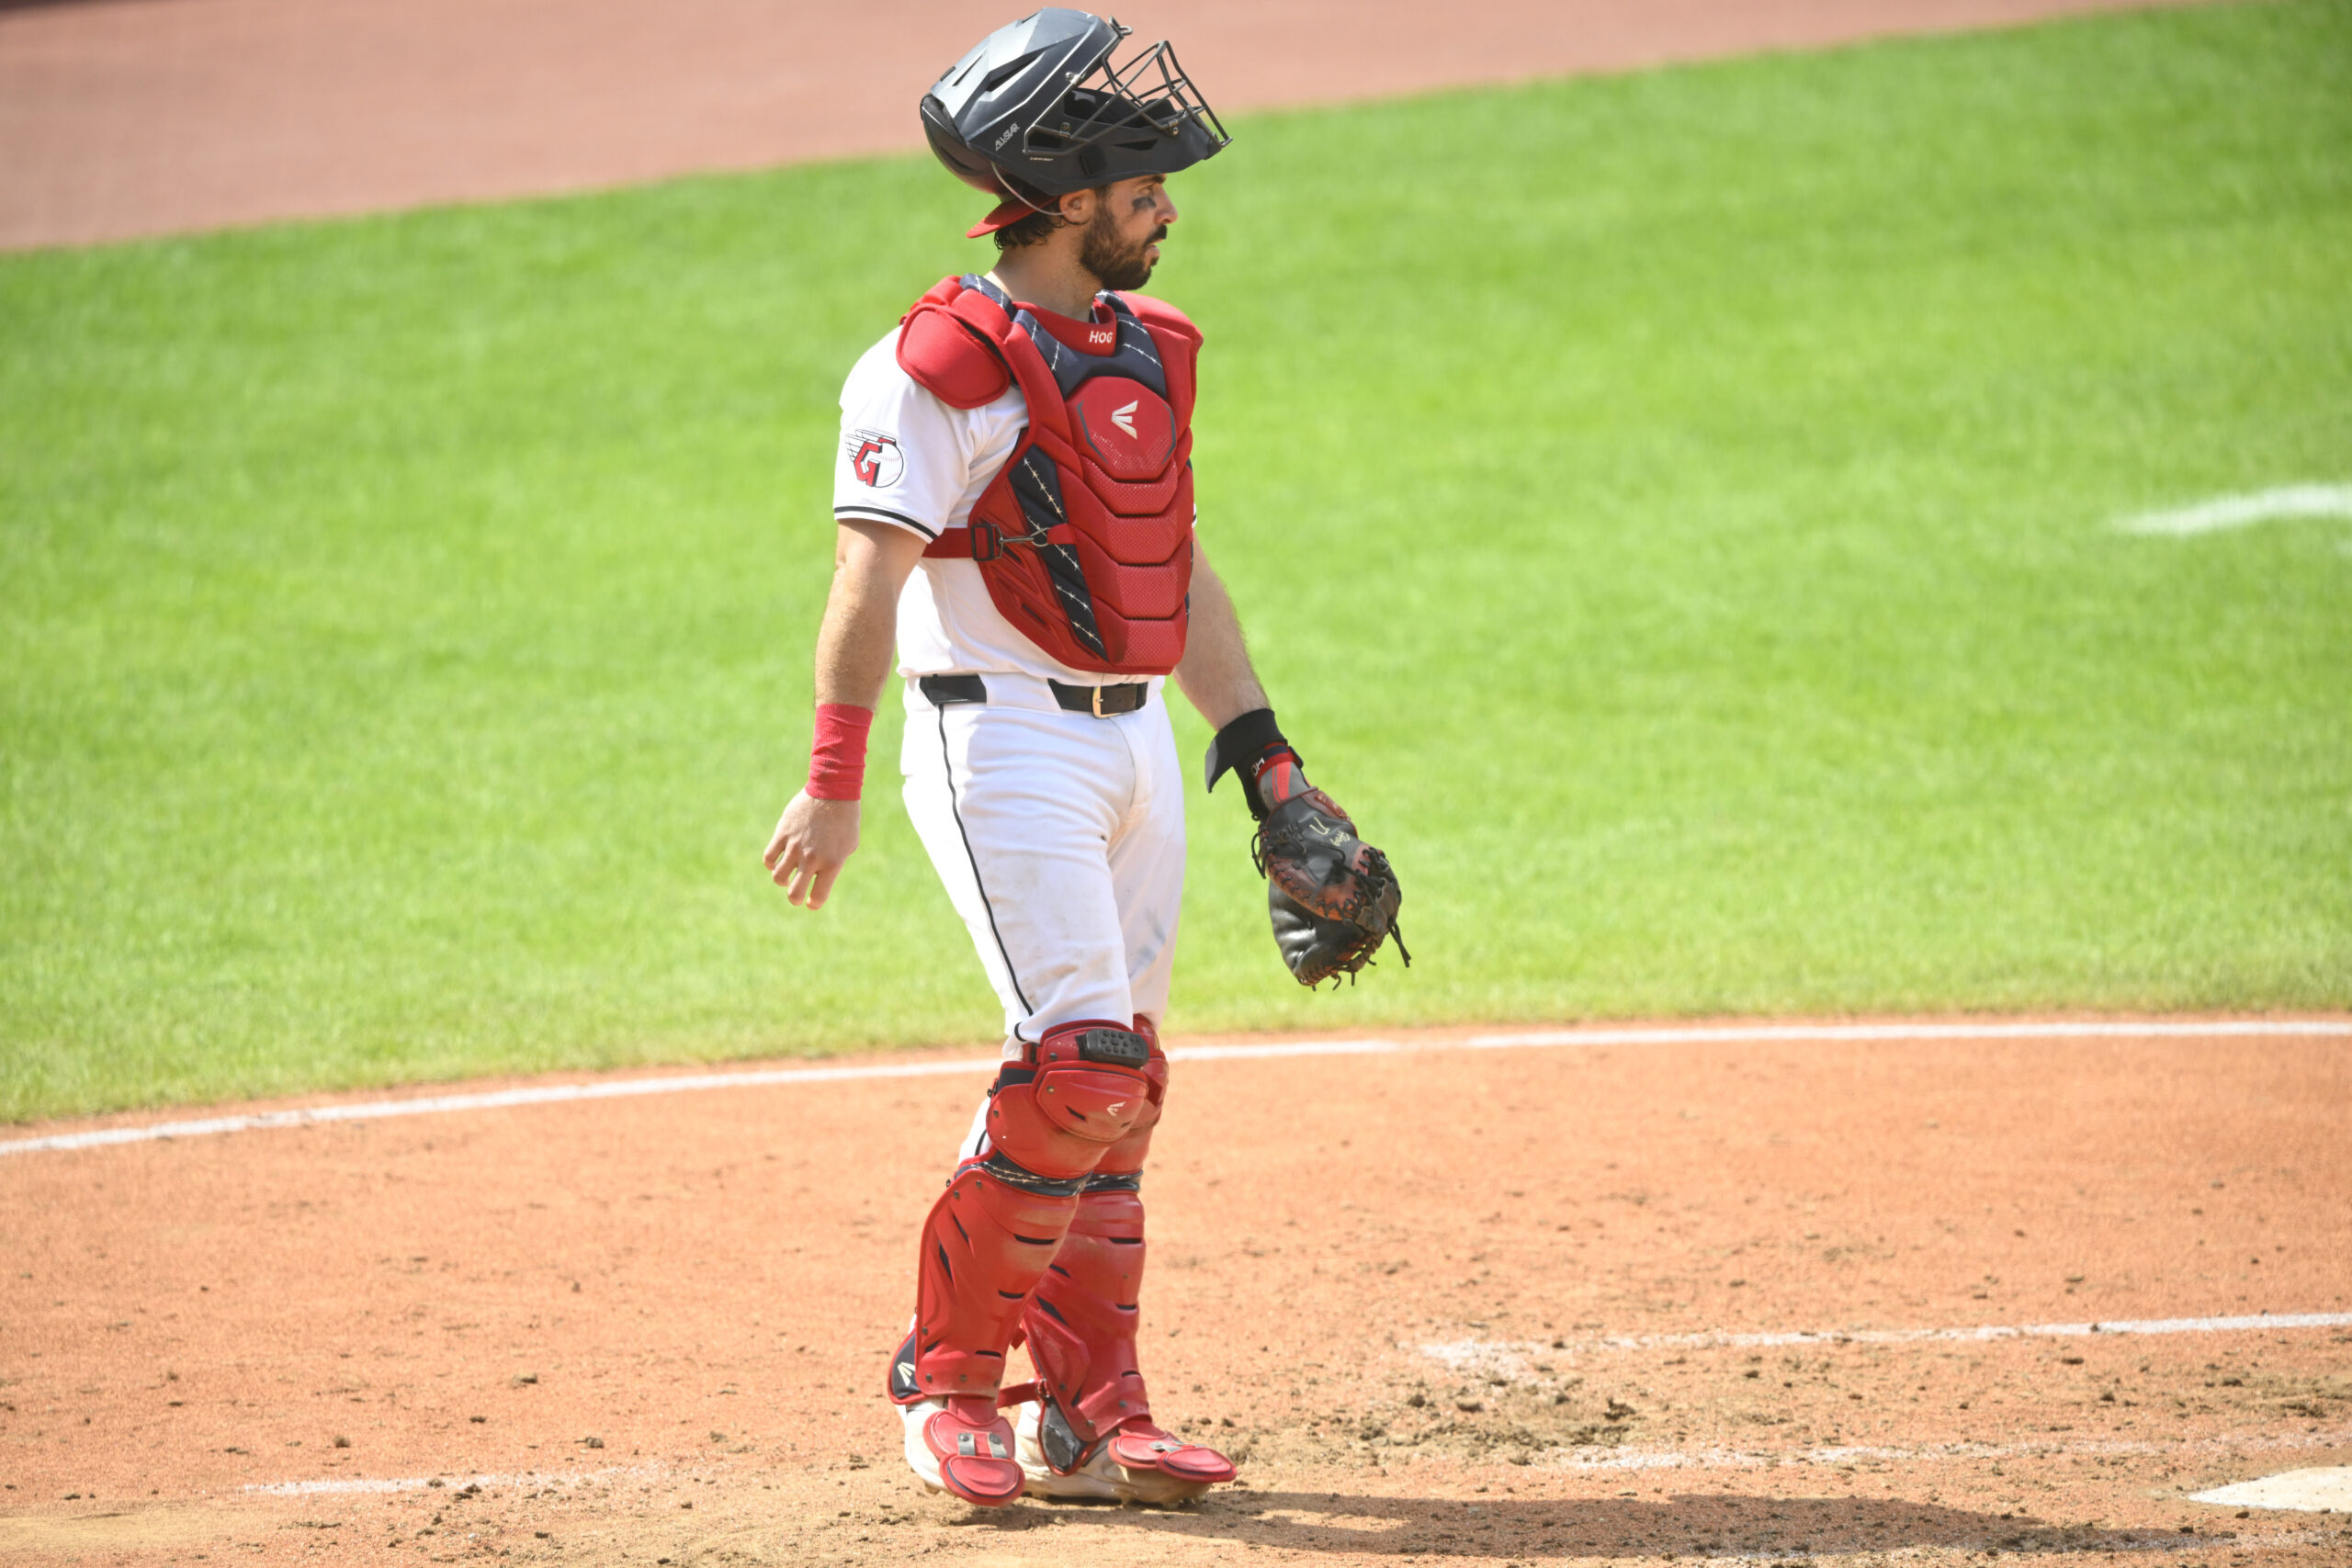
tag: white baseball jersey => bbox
[831,311,1189,1051]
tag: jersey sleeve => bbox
[832,337,973,542]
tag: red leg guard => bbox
[1018,1022,1236,1487]
[909,1163,1079,1400]
[1026,1186,1153,1434]
[902,1020,1158,1404]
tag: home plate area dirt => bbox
[3,1021,2349,1564]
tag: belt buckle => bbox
[1092,685,1110,718]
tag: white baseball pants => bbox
[899,674,1188,1074]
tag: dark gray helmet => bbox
[922,9,1229,227]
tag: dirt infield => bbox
[3,1019,2347,1564]
[0,0,2208,250]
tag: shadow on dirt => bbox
[963,1489,2212,1558]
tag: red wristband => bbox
[1248,745,1308,817]
[806,703,874,801]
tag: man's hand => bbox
[764,791,862,909]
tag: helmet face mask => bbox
[923,9,1230,217]
[1016,36,1227,184]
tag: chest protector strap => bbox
[899,275,1200,676]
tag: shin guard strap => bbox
[981,1150,1088,1196]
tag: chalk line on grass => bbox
[1425,1312,2352,1373]
[6,1018,2346,1158]
[2111,483,2352,537]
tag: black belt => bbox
[919,673,1148,717]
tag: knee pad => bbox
[902,1020,1159,1404]
[983,1020,1159,1181]
[1087,1015,1169,1180]
[1022,1020,1172,1461]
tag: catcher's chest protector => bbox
[900,275,1200,675]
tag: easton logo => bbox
[1072,385,1170,479]
[843,428,904,488]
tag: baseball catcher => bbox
[761,6,1403,1510]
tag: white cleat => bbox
[900,1397,950,1496]
[1009,1399,1225,1506]
[900,1396,1025,1506]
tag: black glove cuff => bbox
[1203,708,1291,800]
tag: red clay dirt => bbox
[6,6,2339,1563]
[0,0,2209,251]
[3,1019,2347,1565]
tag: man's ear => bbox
[1056,187,1097,226]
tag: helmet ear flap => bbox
[922,94,1002,198]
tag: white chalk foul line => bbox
[1425,1314,2352,1375]
[246,1464,649,1496]
[1544,1427,2352,1475]
[1459,1021,2352,1050]
[2112,483,2352,537]
[239,1433,2352,1495]
[0,1057,1001,1156]
[5,1018,2346,1158]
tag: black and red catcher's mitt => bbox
[1207,712,1408,987]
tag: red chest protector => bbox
[899,274,1199,676]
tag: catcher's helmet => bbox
[922,9,1230,236]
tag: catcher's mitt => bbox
[1207,710,1408,988]
[1254,789,1407,987]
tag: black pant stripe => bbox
[936,704,1034,1017]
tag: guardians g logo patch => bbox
[844,429,905,489]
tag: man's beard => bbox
[1080,206,1166,292]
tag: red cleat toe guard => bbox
[922,1396,1025,1506]
[1105,1419,1238,1485]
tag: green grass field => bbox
[4,2,2348,1122]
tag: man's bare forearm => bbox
[763,521,924,909]
[1173,549,1270,730]
[816,521,926,708]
